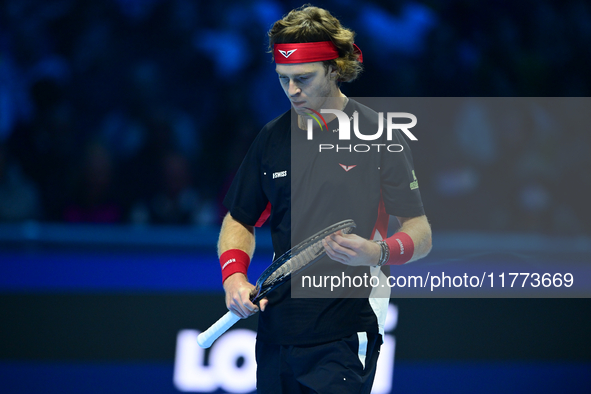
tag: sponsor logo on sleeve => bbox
[410,170,419,190]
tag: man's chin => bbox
[292,106,311,116]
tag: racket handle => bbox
[197,311,241,348]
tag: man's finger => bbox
[323,238,339,261]
[244,300,258,312]
[331,233,357,249]
[235,303,256,318]
[227,290,254,318]
[230,303,248,319]
[239,291,259,314]
[331,234,361,249]
[326,235,356,257]
[323,238,347,263]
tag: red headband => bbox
[274,41,363,64]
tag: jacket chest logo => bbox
[339,164,357,172]
[272,171,287,179]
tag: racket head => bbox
[250,219,356,303]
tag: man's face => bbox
[275,62,339,116]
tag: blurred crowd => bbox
[0,0,589,234]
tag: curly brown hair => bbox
[268,5,363,83]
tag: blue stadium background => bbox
[1,0,590,393]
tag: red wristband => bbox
[220,249,251,283]
[384,232,414,265]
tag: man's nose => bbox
[288,80,301,96]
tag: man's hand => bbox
[223,273,268,318]
[322,230,381,266]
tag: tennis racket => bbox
[197,219,356,348]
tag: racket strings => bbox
[262,224,355,287]
[263,240,324,286]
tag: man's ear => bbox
[329,66,338,80]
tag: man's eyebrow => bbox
[275,71,315,77]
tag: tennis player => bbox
[218,5,432,393]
